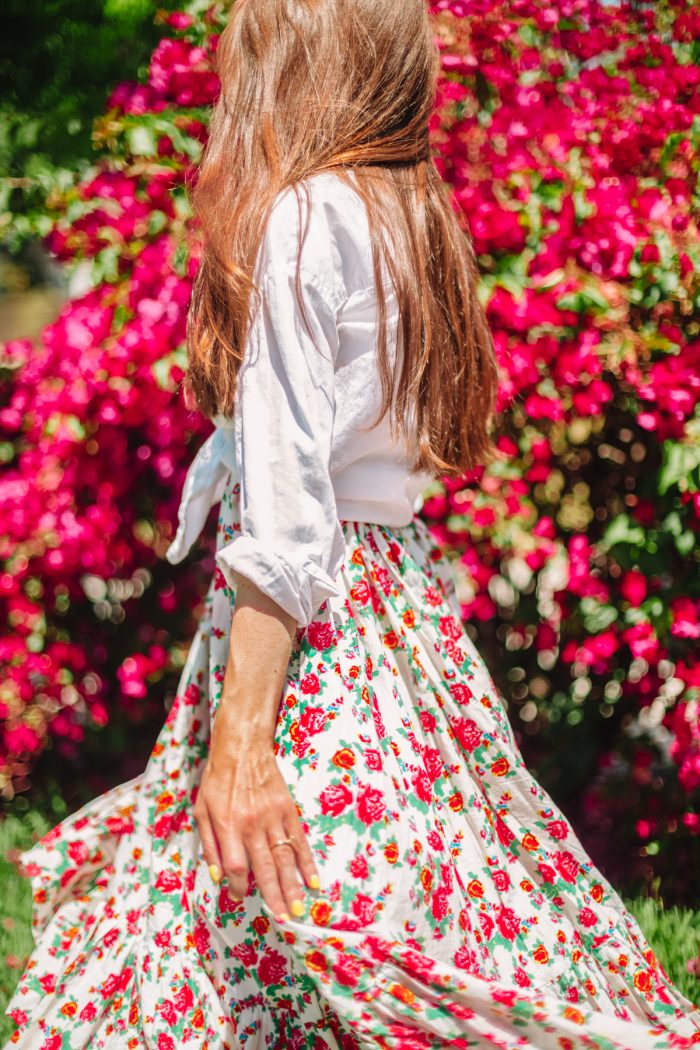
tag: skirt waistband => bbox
[166,427,421,567]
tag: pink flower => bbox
[492,869,510,892]
[419,711,437,732]
[438,615,463,641]
[496,905,521,941]
[232,942,257,967]
[449,683,473,706]
[257,948,287,987]
[491,987,519,1008]
[364,748,382,771]
[451,717,483,753]
[166,12,194,30]
[157,999,177,1027]
[478,912,495,940]
[670,597,700,639]
[555,851,580,885]
[620,570,648,607]
[431,886,451,921]
[579,907,599,927]
[66,839,89,864]
[319,782,352,817]
[623,622,660,662]
[332,952,366,988]
[546,820,569,842]
[355,784,386,824]
[79,1002,97,1022]
[423,747,444,783]
[173,983,193,1014]
[299,706,327,735]
[397,945,438,983]
[350,854,370,879]
[154,869,181,893]
[306,621,335,651]
[412,768,433,803]
[495,816,515,847]
[193,920,210,956]
[351,894,378,924]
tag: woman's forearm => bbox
[215,572,297,746]
[195,572,321,914]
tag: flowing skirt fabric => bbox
[4,476,700,1050]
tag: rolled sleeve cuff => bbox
[216,535,343,628]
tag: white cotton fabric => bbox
[168,171,435,627]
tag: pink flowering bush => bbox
[1,0,698,901]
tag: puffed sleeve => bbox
[214,187,347,628]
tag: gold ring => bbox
[270,837,295,850]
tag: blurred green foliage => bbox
[0,0,164,252]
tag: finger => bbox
[213,820,250,900]
[194,797,224,883]
[285,809,322,891]
[269,832,305,917]
[247,834,288,918]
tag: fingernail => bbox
[208,863,222,884]
[309,874,321,890]
[276,912,290,923]
[290,899,304,917]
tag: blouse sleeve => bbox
[214,188,347,628]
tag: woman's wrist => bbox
[214,688,280,748]
[212,575,296,751]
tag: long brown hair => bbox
[186,0,498,476]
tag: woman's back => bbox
[232,170,435,532]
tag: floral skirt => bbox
[4,476,700,1050]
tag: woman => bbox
[5,0,700,1047]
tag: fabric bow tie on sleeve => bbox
[165,420,239,567]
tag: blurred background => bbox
[1,0,699,1028]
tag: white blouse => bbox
[167,171,435,627]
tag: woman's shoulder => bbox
[270,171,368,231]
[260,172,374,304]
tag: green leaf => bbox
[494,272,528,298]
[93,245,120,283]
[580,598,618,633]
[556,286,610,314]
[674,531,696,556]
[556,291,583,312]
[152,345,188,391]
[601,514,646,549]
[148,210,167,235]
[518,24,541,46]
[127,124,157,157]
[573,188,594,222]
[659,441,700,495]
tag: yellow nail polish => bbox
[277,912,290,923]
[309,874,321,890]
[208,863,222,884]
[290,899,304,917]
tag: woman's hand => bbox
[193,572,321,919]
[195,700,321,918]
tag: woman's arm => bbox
[193,186,347,920]
[194,572,322,920]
